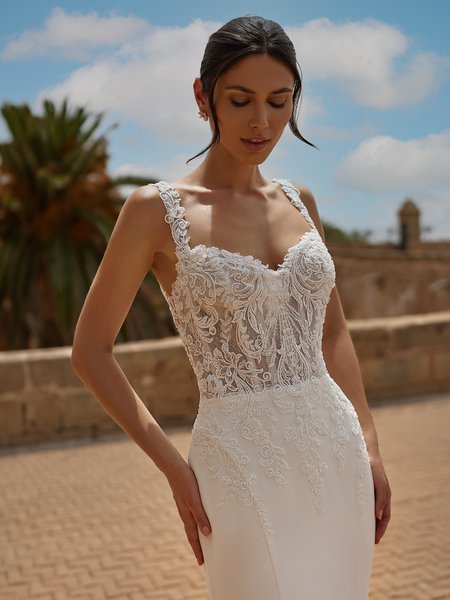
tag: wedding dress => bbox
[151,178,375,599]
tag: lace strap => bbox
[272,178,317,232]
[150,181,190,255]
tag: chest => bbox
[180,192,313,269]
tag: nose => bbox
[249,102,269,129]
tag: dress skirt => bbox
[187,372,375,600]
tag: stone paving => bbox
[1,390,449,600]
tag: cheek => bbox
[275,110,292,133]
[215,106,247,135]
[278,103,293,123]
[211,102,226,126]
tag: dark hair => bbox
[186,15,318,164]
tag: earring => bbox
[198,109,208,121]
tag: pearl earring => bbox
[198,109,208,121]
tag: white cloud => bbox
[336,130,450,191]
[295,92,326,125]
[12,13,447,145]
[1,8,149,61]
[308,121,379,142]
[287,17,450,109]
[35,19,221,143]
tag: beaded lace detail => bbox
[152,178,335,393]
[151,178,372,539]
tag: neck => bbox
[187,143,267,192]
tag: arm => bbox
[71,186,186,477]
[71,185,212,564]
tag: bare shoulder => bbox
[122,183,165,225]
[289,180,326,242]
[119,183,169,251]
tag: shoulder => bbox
[123,183,163,211]
[121,183,166,225]
[289,180,326,242]
[116,183,170,251]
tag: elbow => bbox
[71,341,113,375]
[70,343,95,374]
[71,345,87,375]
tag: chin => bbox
[247,157,267,166]
[244,150,272,165]
[235,154,265,166]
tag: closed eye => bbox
[230,100,286,109]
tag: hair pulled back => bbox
[186,15,318,163]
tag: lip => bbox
[241,138,270,152]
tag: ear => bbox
[193,77,207,112]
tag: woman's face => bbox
[206,53,295,164]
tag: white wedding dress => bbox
[151,179,375,599]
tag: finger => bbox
[375,510,391,543]
[183,514,205,565]
[189,496,212,537]
[377,492,392,521]
[375,519,389,543]
[197,517,211,537]
[374,485,387,520]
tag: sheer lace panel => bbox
[150,178,336,400]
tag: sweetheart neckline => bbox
[156,178,317,270]
[158,228,322,300]
[153,178,321,298]
[189,227,319,274]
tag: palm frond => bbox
[0,98,173,349]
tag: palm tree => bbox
[0,99,175,350]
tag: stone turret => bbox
[398,198,421,250]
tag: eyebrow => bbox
[224,85,293,94]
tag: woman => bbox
[71,15,391,600]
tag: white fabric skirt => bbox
[188,373,375,599]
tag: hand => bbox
[370,455,391,544]
[166,461,212,566]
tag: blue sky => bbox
[1,0,449,241]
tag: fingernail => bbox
[202,526,210,535]
[377,510,383,519]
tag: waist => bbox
[198,368,332,404]
[192,370,354,438]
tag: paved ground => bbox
[1,390,449,600]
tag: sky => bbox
[1,0,449,242]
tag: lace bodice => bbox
[151,178,336,400]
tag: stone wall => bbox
[330,242,450,318]
[1,311,449,449]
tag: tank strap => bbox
[272,178,317,232]
[150,181,190,255]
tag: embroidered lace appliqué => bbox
[152,178,372,539]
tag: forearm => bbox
[71,348,187,479]
[322,326,381,462]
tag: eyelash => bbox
[230,100,286,109]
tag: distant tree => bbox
[0,99,174,350]
[323,221,372,243]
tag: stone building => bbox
[398,198,421,250]
[329,198,450,318]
